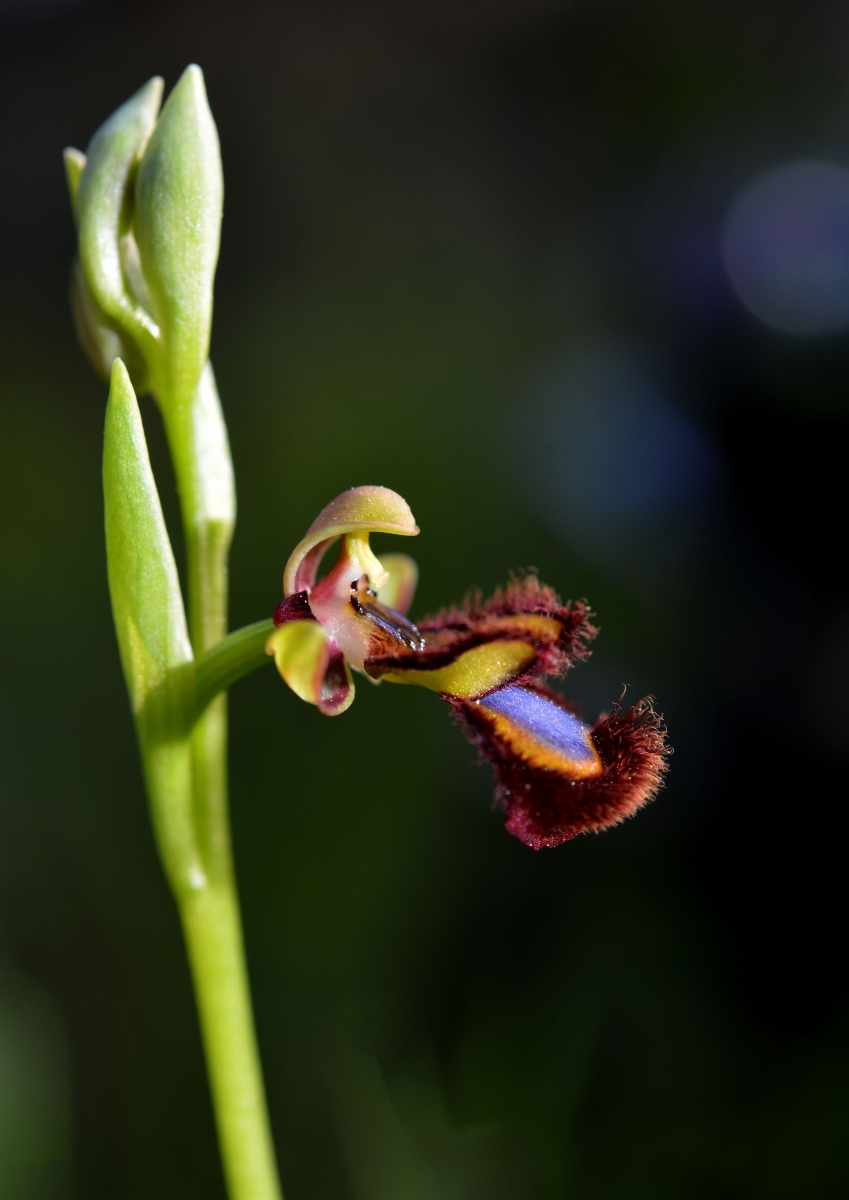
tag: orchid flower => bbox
[267,486,669,850]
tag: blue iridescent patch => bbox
[480,686,596,763]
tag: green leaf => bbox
[103,358,193,733]
[77,77,163,355]
[134,65,223,409]
[104,360,206,897]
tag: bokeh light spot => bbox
[721,159,849,335]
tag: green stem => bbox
[181,881,280,1200]
[195,620,275,717]
[159,365,282,1200]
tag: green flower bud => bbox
[66,138,151,391]
[69,257,150,392]
[76,77,163,361]
[134,65,223,408]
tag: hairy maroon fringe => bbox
[414,574,597,677]
[452,691,669,851]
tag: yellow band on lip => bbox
[380,639,537,698]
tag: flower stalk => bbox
[69,70,282,1200]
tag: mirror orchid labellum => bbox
[268,487,669,850]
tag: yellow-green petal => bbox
[375,553,419,616]
[265,620,329,705]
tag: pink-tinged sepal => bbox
[452,685,669,850]
[283,486,419,597]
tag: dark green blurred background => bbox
[2,1,848,1197]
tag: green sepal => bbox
[134,65,223,409]
[63,147,86,223]
[103,358,193,730]
[77,77,163,359]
